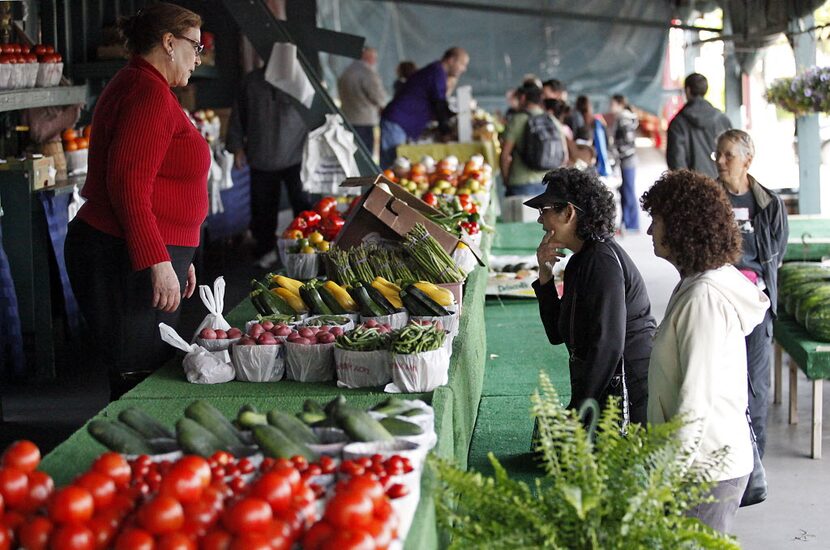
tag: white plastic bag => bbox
[285,342,335,382]
[192,277,231,343]
[388,347,451,393]
[277,238,297,266]
[231,343,285,382]
[159,323,235,384]
[285,253,320,280]
[334,348,391,388]
[360,311,409,330]
[300,114,362,195]
[452,246,479,277]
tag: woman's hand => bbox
[150,261,181,312]
[183,263,196,299]
[537,231,566,286]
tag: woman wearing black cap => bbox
[529,168,655,424]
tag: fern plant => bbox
[431,372,740,549]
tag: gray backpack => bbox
[519,112,566,170]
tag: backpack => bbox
[519,112,565,170]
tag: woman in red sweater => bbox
[65,3,209,399]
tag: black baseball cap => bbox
[523,179,583,211]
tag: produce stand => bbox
[396,141,499,174]
[771,313,830,459]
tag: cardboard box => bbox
[336,175,483,265]
[0,156,55,191]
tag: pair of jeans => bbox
[64,219,194,397]
[746,309,773,457]
[380,118,407,169]
[687,475,750,534]
[620,165,640,230]
[250,164,311,257]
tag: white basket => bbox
[284,341,335,382]
[285,253,320,280]
[231,343,285,382]
[334,348,391,388]
[391,347,451,392]
[360,310,409,330]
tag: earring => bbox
[169,51,174,61]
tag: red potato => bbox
[318,325,331,333]
[257,334,277,345]
[215,329,228,340]
[329,327,344,337]
[261,321,275,331]
[273,325,292,337]
[249,324,266,338]
[227,328,243,339]
[297,328,315,339]
[315,332,335,344]
[237,337,257,346]
[364,319,378,328]
[199,328,217,340]
[294,337,312,345]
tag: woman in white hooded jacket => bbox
[641,170,770,533]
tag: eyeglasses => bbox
[711,151,737,162]
[177,35,204,55]
[538,202,583,217]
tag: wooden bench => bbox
[772,314,830,459]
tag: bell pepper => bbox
[282,228,303,239]
[313,197,338,218]
[288,217,308,232]
[321,215,345,241]
[422,192,438,207]
[299,210,322,228]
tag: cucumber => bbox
[302,285,333,316]
[365,285,398,315]
[176,418,226,457]
[185,400,245,448]
[371,397,413,416]
[266,409,319,445]
[318,285,347,315]
[352,283,386,317]
[88,419,155,455]
[400,290,430,316]
[407,286,450,316]
[296,411,327,425]
[324,395,348,416]
[303,399,325,414]
[238,410,268,429]
[311,416,339,429]
[252,424,318,461]
[239,404,258,414]
[336,408,394,442]
[118,407,175,440]
[379,417,424,436]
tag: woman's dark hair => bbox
[543,98,567,119]
[543,168,616,241]
[640,169,741,275]
[396,61,417,79]
[118,2,202,56]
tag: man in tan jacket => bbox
[337,47,387,154]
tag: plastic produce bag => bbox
[285,253,320,280]
[159,323,235,384]
[334,348,391,388]
[360,311,409,330]
[301,114,362,195]
[231,343,285,382]
[192,277,231,343]
[387,347,451,393]
[285,342,335,382]
[277,238,297,266]
[452,245,479,276]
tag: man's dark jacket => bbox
[667,97,732,179]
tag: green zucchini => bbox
[176,417,226,457]
[318,285,347,314]
[253,280,292,315]
[303,399,325,414]
[400,290,430,316]
[238,410,268,429]
[353,283,386,317]
[252,424,318,461]
[371,397,413,416]
[365,285,398,315]
[118,407,175,440]
[185,400,245,448]
[266,409,319,445]
[407,285,450,316]
[296,411,327,425]
[88,419,155,455]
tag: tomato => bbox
[222,498,272,534]
[323,491,374,529]
[319,528,376,550]
[266,519,293,550]
[137,495,184,535]
[182,497,219,535]
[158,464,203,504]
[302,520,334,550]
[87,514,117,550]
[110,493,137,519]
[318,456,336,474]
[18,516,53,550]
[199,529,231,550]
[92,453,131,489]
[250,471,293,514]
[174,456,211,490]
[364,518,394,549]
[228,532,271,550]
[291,483,316,509]
[22,470,55,513]
[422,192,438,206]
[0,467,29,508]
[345,476,386,508]
[74,471,115,509]
[50,523,95,550]
[156,532,195,550]
[3,510,24,534]
[113,527,155,550]
[339,461,365,478]
[0,523,11,550]
[313,197,338,218]
[2,440,40,473]
[236,459,254,476]
[49,486,94,524]
[209,451,233,468]
[0,492,3,516]
[385,483,408,499]
[228,477,246,495]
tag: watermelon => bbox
[795,286,830,324]
[778,265,830,310]
[805,305,830,342]
[785,281,830,316]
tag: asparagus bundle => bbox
[389,248,417,285]
[368,245,396,282]
[350,243,375,284]
[403,224,466,283]
[327,245,358,287]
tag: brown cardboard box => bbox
[0,156,55,191]
[335,175,483,265]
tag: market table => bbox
[771,313,830,459]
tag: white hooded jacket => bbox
[648,265,769,481]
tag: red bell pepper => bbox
[422,192,438,207]
[314,197,338,218]
[299,210,322,228]
[288,217,308,232]
[321,215,345,241]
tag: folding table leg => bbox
[774,343,783,405]
[812,380,823,459]
[789,358,799,425]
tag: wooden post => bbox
[789,358,799,425]
[774,343,783,405]
[812,380,823,459]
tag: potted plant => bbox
[765,66,830,116]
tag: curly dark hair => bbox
[542,168,616,241]
[640,169,741,275]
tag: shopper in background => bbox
[337,46,387,153]
[576,95,611,177]
[530,168,655,424]
[542,78,567,101]
[609,94,640,231]
[227,65,311,269]
[715,130,788,458]
[500,84,566,197]
[65,2,208,400]
[642,170,768,533]
[392,60,417,97]
[666,73,733,179]
[379,47,470,168]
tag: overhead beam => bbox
[363,0,722,33]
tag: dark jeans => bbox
[686,475,749,534]
[747,309,773,458]
[250,164,311,257]
[64,219,194,398]
[352,125,375,154]
[620,165,639,230]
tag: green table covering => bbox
[785,215,830,262]
[490,222,541,256]
[773,313,830,380]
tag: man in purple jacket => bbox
[379,47,470,168]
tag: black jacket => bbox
[666,98,732,179]
[532,239,656,409]
[734,175,789,317]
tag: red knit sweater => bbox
[78,56,210,271]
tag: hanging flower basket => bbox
[765,66,830,116]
